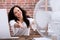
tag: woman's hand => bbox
[17,21,23,28]
[14,23,20,28]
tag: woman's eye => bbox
[18,10,19,11]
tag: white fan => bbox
[33,0,51,36]
[48,12,60,40]
[34,11,51,36]
[49,0,60,11]
[33,0,60,40]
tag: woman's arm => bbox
[10,20,24,28]
[10,20,20,28]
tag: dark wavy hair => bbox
[8,5,30,28]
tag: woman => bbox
[8,5,30,36]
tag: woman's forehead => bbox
[14,7,19,10]
[13,7,20,11]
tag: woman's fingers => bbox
[14,23,20,28]
[16,21,24,28]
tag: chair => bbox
[0,9,19,40]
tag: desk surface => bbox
[0,37,19,39]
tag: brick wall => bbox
[0,0,39,18]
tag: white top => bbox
[9,18,36,36]
[10,20,29,36]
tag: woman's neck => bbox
[18,18,23,23]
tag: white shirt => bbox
[10,20,30,36]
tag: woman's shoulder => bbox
[10,20,16,22]
[27,18,34,24]
[9,20,16,25]
[27,18,34,20]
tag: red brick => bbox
[6,0,12,3]
[12,0,16,3]
[0,0,39,17]
[35,0,39,2]
[0,5,3,9]
[26,0,35,4]
[17,0,25,4]
[0,3,6,9]
[0,0,2,3]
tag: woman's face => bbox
[13,7,23,19]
